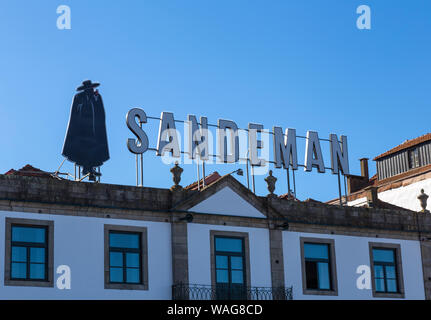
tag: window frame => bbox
[210,231,251,294]
[369,242,405,299]
[4,218,54,287]
[214,235,246,286]
[108,230,142,285]
[300,237,338,296]
[104,225,148,290]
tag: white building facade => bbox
[0,170,429,300]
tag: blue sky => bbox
[0,0,430,201]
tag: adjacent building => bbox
[340,133,431,211]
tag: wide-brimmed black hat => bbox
[76,80,100,91]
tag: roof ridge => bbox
[373,133,431,161]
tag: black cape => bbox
[62,91,110,173]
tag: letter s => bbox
[126,108,149,154]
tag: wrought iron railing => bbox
[172,283,293,300]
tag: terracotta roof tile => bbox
[5,164,53,178]
[373,133,431,161]
[185,171,222,190]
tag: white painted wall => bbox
[0,211,172,300]
[189,186,266,218]
[347,197,367,207]
[0,209,426,300]
[378,179,431,212]
[188,223,272,288]
[283,231,425,300]
[347,179,431,211]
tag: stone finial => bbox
[418,189,429,213]
[265,170,277,198]
[170,162,183,190]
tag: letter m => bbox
[273,127,298,170]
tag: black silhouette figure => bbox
[62,80,110,181]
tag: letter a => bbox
[56,265,71,290]
[57,5,71,30]
[356,265,371,290]
[356,5,371,30]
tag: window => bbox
[408,148,420,169]
[369,243,404,298]
[304,243,331,290]
[210,231,250,300]
[300,237,337,296]
[109,232,141,284]
[11,226,47,280]
[373,249,397,293]
[104,225,148,290]
[5,218,54,287]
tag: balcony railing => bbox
[172,283,293,300]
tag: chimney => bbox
[364,186,378,207]
[360,158,369,180]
